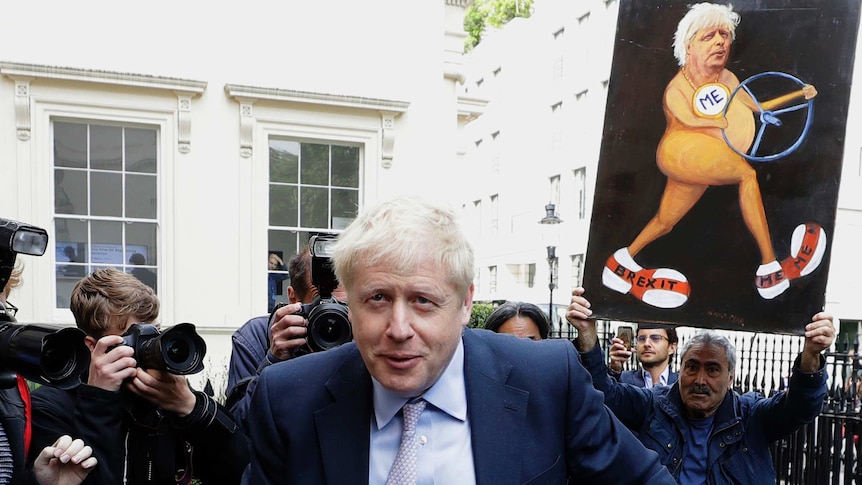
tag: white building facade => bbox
[0,0,477,393]
[459,0,862,337]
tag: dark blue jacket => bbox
[581,345,826,484]
[225,315,271,432]
[242,329,676,484]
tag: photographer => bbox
[28,268,249,485]
[226,242,349,432]
[2,264,97,485]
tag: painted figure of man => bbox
[603,2,824,309]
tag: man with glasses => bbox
[608,323,678,388]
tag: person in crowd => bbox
[567,287,834,484]
[128,253,157,293]
[2,264,98,484]
[483,301,549,340]
[241,195,675,484]
[225,246,348,430]
[608,323,679,388]
[28,268,249,485]
[267,253,288,312]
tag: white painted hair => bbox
[673,3,740,67]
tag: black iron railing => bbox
[549,323,861,484]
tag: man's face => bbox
[686,25,732,72]
[679,343,734,419]
[347,259,472,398]
[636,329,676,368]
[497,316,543,341]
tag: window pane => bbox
[53,120,159,310]
[300,186,328,228]
[129,265,158,293]
[270,185,298,226]
[55,169,87,215]
[91,220,123,265]
[90,172,122,217]
[125,127,157,174]
[270,140,299,184]
[331,188,358,229]
[126,222,158,265]
[268,229,299,268]
[126,174,157,219]
[331,145,359,188]
[54,122,87,168]
[301,143,329,185]
[90,125,122,171]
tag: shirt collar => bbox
[642,365,670,388]
[372,337,467,430]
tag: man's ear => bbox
[461,284,474,327]
[287,286,299,304]
[669,343,678,356]
[727,372,735,390]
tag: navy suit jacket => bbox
[242,328,675,484]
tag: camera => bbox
[273,234,351,353]
[0,217,90,390]
[115,322,207,375]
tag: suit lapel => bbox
[316,348,373,484]
[463,331,530,485]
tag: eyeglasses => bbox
[636,334,668,344]
[2,301,18,318]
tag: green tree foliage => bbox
[470,302,496,328]
[464,0,534,52]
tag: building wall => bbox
[460,0,862,329]
[0,0,472,392]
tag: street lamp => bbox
[538,203,562,329]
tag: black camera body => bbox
[116,322,207,375]
[274,234,352,353]
[0,217,89,390]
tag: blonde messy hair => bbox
[331,195,475,299]
[673,3,740,67]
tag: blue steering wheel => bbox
[721,71,814,163]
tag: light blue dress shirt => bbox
[642,366,670,389]
[369,338,476,485]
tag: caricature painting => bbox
[584,0,862,333]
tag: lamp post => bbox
[538,203,562,329]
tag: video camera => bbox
[272,233,352,353]
[0,218,90,390]
[114,322,207,375]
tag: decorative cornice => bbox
[0,61,206,152]
[225,84,409,164]
[0,62,207,93]
[224,84,409,113]
[457,93,488,123]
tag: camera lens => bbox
[307,300,352,352]
[164,337,191,366]
[318,318,347,344]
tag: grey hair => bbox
[680,331,737,373]
[331,195,475,298]
[673,3,740,67]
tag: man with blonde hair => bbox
[243,195,675,484]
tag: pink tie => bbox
[385,399,427,485]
